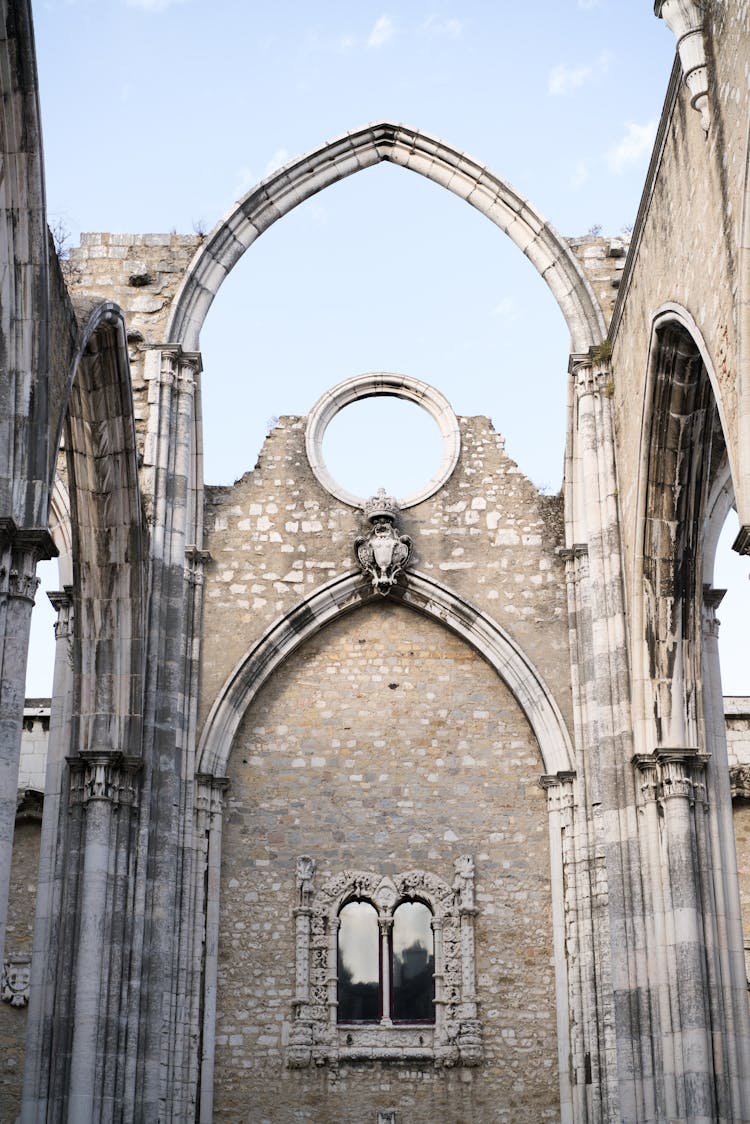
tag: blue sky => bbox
[25,1,749,695]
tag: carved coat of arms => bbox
[355,489,413,595]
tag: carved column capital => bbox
[656,747,709,804]
[702,585,726,638]
[539,771,576,813]
[68,752,143,808]
[195,773,229,818]
[48,587,74,638]
[633,754,660,804]
[184,546,211,586]
[569,356,612,399]
[0,521,58,603]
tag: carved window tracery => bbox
[286,856,482,1068]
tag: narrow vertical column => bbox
[0,522,55,964]
[22,588,74,1123]
[197,773,228,1124]
[378,916,393,1027]
[633,753,676,1120]
[134,346,201,1120]
[700,587,750,1117]
[287,856,316,1068]
[431,915,445,1040]
[540,773,575,1124]
[567,355,642,1120]
[327,915,340,1033]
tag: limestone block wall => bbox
[611,2,750,596]
[64,232,202,451]
[199,405,569,1121]
[214,602,559,1124]
[199,412,571,737]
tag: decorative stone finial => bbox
[355,489,413,595]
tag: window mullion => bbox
[378,914,393,1027]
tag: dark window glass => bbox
[337,901,379,1022]
[392,901,435,1022]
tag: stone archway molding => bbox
[166,122,606,355]
[196,568,574,779]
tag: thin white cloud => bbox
[492,296,518,322]
[264,149,291,177]
[578,0,601,8]
[607,120,657,174]
[548,50,611,96]
[367,14,395,48]
[422,14,463,39]
[124,0,188,11]
[570,160,589,189]
[232,166,256,200]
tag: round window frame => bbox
[305,373,461,509]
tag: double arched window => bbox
[286,859,482,1068]
[337,899,435,1024]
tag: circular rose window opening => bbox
[306,374,461,509]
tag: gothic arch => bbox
[197,568,573,780]
[166,122,606,355]
[632,304,732,747]
[63,303,147,756]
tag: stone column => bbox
[655,748,714,1121]
[0,521,55,964]
[540,772,575,1124]
[134,346,202,1120]
[378,916,393,1027]
[66,753,141,1124]
[196,773,228,1124]
[566,356,652,1121]
[21,588,74,1123]
[699,588,750,1117]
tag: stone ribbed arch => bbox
[166,122,606,354]
[197,569,573,779]
[632,304,729,747]
[64,303,146,755]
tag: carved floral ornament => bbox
[286,855,482,1069]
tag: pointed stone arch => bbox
[166,122,606,355]
[197,568,573,780]
[632,304,733,747]
[63,302,147,756]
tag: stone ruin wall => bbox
[201,410,570,1122]
[215,603,558,1123]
